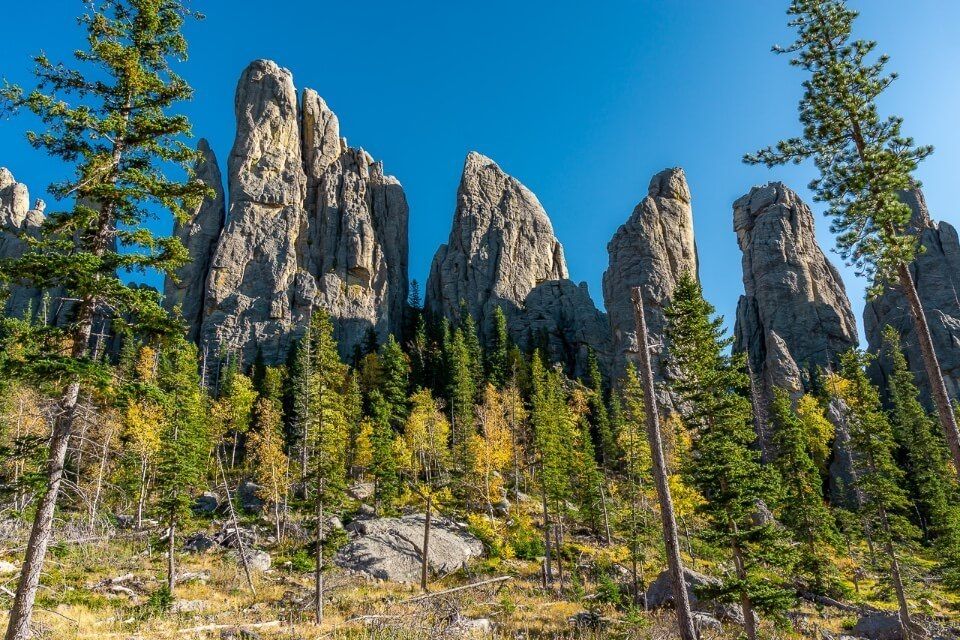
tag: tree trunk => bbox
[167,516,176,595]
[897,263,960,477]
[4,379,82,640]
[315,478,324,624]
[420,493,432,593]
[553,518,564,593]
[136,458,148,529]
[631,288,699,640]
[89,418,116,530]
[732,539,757,640]
[540,468,552,587]
[599,483,612,546]
[879,507,914,639]
[218,453,255,595]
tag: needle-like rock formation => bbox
[0,168,46,320]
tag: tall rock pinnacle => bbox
[199,60,409,365]
[163,139,225,342]
[865,189,960,405]
[426,152,567,334]
[603,168,698,387]
[0,168,46,320]
[425,152,609,377]
[733,182,858,398]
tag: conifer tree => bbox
[769,388,840,594]
[214,363,257,468]
[746,0,960,477]
[486,306,510,388]
[569,388,606,537]
[665,274,793,639]
[446,327,476,466]
[831,350,920,636]
[249,395,289,540]
[0,1,208,634]
[121,346,164,529]
[368,390,400,514]
[155,338,211,596]
[306,309,349,623]
[882,327,960,587]
[586,349,616,468]
[288,329,313,488]
[379,335,410,431]
[460,308,485,390]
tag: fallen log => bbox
[177,620,280,634]
[401,576,513,604]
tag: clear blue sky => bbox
[1,1,958,341]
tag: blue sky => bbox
[1,0,958,341]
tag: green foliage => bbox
[368,390,401,514]
[665,273,794,618]
[486,306,510,388]
[586,349,616,468]
[378,335,410,431]
[769,388,841,594]
[745,0,932,288]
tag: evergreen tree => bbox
[486,306,510,388]
[665,274,793,639]
[832,350,920,635]
[288,330,312,488]
[306,309,349,623]
[460,307,485,390]
[249,395,289,540]
[569,388,606,537]
[155,338,211,596]
[379,335,410,431]
[0,2,208,634]
[214,363,257,468]
[368,390,400,514]
[586,349,616,468]
[446,327,476,466]
[882,327,960,588]
[746,0,960,477]
[769,388,841,594]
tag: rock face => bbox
[520,280,611,379]
[335,514,483,583]
[199,60,409,365]
[426,152,609,376]
[603,168,699,386]
[163,140,225,342]
[864,189,960,407]
[0,168,46,320]
[426,152,567,333]
[732,182,858,397]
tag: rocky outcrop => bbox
[199,60,409,365]
[163,140,225,342]
[520,279,611,379]
[603,168,699,386]
[426,152,567,334]
[0,168,46,320]
[864,189,960,407]
[733,182,858,397]
[425,153,609,376]
[335,514,483,583]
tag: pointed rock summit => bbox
[163,139,225,342]
[426,152,567,333]
[0,168,46,319]
[198,60,408,365]
[865,189,960,405]
[603,168,698,386]
[425,152,608,376]
[733,182,858,398]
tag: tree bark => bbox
[631,288,699,640]
[540,464,553,587]
[897,263,960,477]
[420,493,432,593]
[167,515,176,595]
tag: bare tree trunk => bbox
[879,507,914,639]
[599,483,612,546]
[553,518,564,593]
[540,466,552,587]
[631,288,698,640]
[136,458,148,529]
[89,418,116,530]
[315,481,324,624]
[167,513,176,595]
[897,263,960,477]
[4,379,82,640]
[218,453,255,595]
[732,538,757,640]
[420,493,432,593]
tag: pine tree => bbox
[486,306,510,388]
[769,388,841,594]
[446,327,476,467]
[368,390,400,514]
[155,338,211,596]
[831,350,920,636]
[0,2,208,634]
[586,349,616,468]
[665,274,793,639]
[379,335,410,431]
[460,308,485,390]
[569,388,606,538]
[288,330,313,490]
[882,327,960,588]
[214,363,257,468]
[306,308,349,623]
[745,0,960,478]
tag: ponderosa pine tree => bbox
[306,308,349,623]
[745,0,960,478]
[569,388,606,539]
[769,388,840,594]
[831,350,920,637]
[445,327,476,468]
[155,338,211,596]
[665,274,793,640]
[882,327,960,588]
[0,2,208,636]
